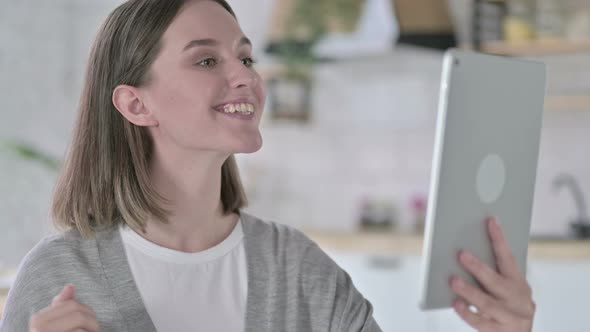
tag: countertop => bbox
[0,230,588,317]
[0,289,6,318]
[301,229,590,260]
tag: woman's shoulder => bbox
[12,228,107,288]
[10,226,118,292]
[240,211,338,273]
[3,228,109,322]
[240,211,317,253]
[21,227,102,266]
[239,212,381,332]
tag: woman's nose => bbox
[227,61,258,89]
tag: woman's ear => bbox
[112,84,158,127]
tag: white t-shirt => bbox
[119,219,248,332]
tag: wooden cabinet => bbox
[324,247,590,331]
[0,291,7,319]
[467,0,590,111]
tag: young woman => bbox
[0,0,535,331]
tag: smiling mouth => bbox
[217,103,255,115]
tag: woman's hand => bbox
[29,284,100,332]
[450,217,536,332]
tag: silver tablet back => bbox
[419,49,546,310]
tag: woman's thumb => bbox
[51,284,75,306]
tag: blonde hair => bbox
[51,0,247,238]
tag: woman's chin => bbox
[233,136,263,154]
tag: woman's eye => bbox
[196,58,217,68]
[242,57,257,68]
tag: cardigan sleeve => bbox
[0,237,57,331]
[0,231,105,331]
[300,242,383,332]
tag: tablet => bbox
[418,49,546,310]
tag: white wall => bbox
[0,0,125,266]
[241,48,590,237]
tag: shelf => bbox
[545,95,590,111]
[257,57,590,112]
[478,39,590,56]
[0,291,6,317]
[302,229,590,259]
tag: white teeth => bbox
[222,103,254,114]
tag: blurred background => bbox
[1,0,590,330]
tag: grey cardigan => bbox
[0,212,382,331]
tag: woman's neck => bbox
[135,147,238,253]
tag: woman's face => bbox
[141,0,265,155]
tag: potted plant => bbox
[266,0,363,122]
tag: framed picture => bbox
[266,75,311,123]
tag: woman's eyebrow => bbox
[182,36,252,52]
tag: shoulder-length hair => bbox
[51,0,247,239]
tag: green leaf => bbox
[0,140,61,171]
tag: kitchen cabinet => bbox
[0,293,5,318]
[310,229,590,331]
[325,249,590,332]
[480,39,590,57]
[476,41,590,112]
[466,0,590,112]
[1,231,588,328]
[527,259,590,332]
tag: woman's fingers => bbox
[34,300,96,325]
[450,275,512,323]
[457,249,511,299]
[485,217,536,317]
[451,217,536,332]
[34,308,99,332]
[51,284,76,305]
[452,298,498,330]
[29,300,98,332]
[487,217,522,280]
[457,249,535,318]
